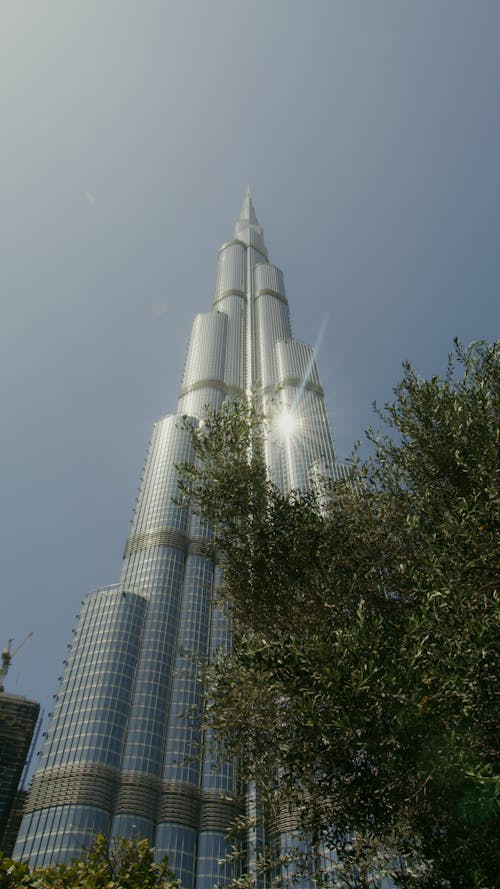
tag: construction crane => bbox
[0,633,33,692]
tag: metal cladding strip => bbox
[23,763,120,813]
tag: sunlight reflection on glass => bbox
[276,407,298,439]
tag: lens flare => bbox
[276,408,297,438]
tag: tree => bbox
[0,853,32,888]
[0,835,180,889]
[179,341,499,889]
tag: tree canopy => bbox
[0,835,179,889]
[180,341,499,889]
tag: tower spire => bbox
[234,188,267,254]
[238,187,259,226]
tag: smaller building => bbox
[0,693,40,855]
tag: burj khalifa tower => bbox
[15,193,345,888]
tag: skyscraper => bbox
[15,193,345,886]
[0,692,39,855]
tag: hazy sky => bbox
[1,1,499,771]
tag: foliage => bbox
[0,835,179,889]
[179,341,499,889]
[0,853,32,888]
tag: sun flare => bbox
[276,407,297,438]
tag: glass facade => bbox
[15,193,346,885]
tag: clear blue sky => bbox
[1,1,499,767]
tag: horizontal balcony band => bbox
[219,239,268,260]
[277,377,323,395]
[257,379,324,398]
[213,287,287,307]
[267,802,305,836]
[254,288,288,305]
[123,528,213,559]
[113,778,240,831]
[114,772,161,820]
[24,763,120,814]
[25,767,242,832]
[124,528,187,557]
[199,794,241,832]
[189,538,213,557]
[213,289,246,304]
[178,379,245,399]
[159,781,201,828]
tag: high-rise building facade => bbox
[15,194,345,886]
[0,692,39,855]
